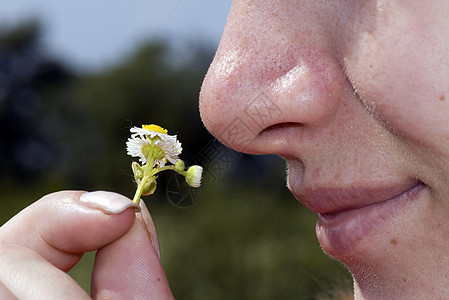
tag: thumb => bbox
[92,200,174,300]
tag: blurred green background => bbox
[0,22,352,299]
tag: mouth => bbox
[293,180,428,255]
[316,182,425,224]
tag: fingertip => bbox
[40,190,138,254]
[0,190,139,272]
[79,191,140,215]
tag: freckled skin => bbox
[200,0,449,298]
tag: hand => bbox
[0,191,174,299]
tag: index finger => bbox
[0,190,139,271]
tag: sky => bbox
[0,0,233,71]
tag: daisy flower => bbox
[126,124,202,204]
[126,124,182,166]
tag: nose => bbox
[200,1,347,155]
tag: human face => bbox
[200,0,449,298]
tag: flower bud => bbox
[132,162,144,182]
[175,160,186,172]
[142,177,157,196]
[185,165,203,188]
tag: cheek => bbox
[365,62,449,146]
[342,0,449,155]
[346,32,449,154]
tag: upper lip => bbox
[292,180,422,214]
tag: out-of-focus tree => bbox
[0,21,72,180]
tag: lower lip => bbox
[316,183,426,255]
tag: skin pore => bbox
[200,1,449,299]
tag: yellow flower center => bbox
[142,124,168,134]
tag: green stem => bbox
[153,165,186,176]
[132,175,150,203]
[132,156,155,204]
[131,156,187,204]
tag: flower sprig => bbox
[126,124,203,204]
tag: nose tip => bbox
[200,87,285,153]
[200,51,342,154]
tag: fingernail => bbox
[79,191,140,215]
[139,200,161,259]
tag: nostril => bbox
[249,121,305,158]
[259,122,304,137]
